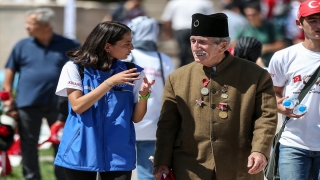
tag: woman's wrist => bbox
[104,80,113,88]
[138,92,150,99]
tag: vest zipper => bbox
[102,92,106,172]
[63,129,80,156]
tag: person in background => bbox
[161,0,214,67]
[153,13,278,180]
[268,0,320,179]
[102,0,145,25]
[233,36,265,67]
[54,21,155,180]
[220,2,248,42]
[50,96,68,143]
[126,16,174,180]
[283,0,305,45]
[2,8,80,180]
[233,1,285,67]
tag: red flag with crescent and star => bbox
[293,75,301,83]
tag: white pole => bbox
[63,0,76,39]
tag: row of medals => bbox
[196,79,228,119]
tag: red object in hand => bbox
[149,156,175,180]
[0,91,10,101]
[161,170,175,180]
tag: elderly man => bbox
[153,13,278,180]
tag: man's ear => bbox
[296,19,303,29]
[221,42,228,51]
[42,22,51,29]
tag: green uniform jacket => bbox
[154,53,278,180]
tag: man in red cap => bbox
[268,0,320,179]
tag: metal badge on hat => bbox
[194,20,199,27]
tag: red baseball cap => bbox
[298,0,320,19]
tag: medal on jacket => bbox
[196,98,204,106]
[221,93,228,99]
[218,103,228,119]
[221,85,228,99]
[221,85,228,93]
[201,78,210,96]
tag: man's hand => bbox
[2,99,19,121]
[3,99,15,111]
[153,165,169,180]
[277,96,304,118]
[247,152,267,174]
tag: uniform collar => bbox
[202,51,233,73]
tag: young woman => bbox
[54,21,155,180]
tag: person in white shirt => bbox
[268,1,320,179]
[161,0,214,67]
[126,16,175,180]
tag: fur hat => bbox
[191,13,229,37]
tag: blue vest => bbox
[54,60,143,172]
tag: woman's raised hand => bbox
[139,77,155,96]
[106,68,141,86]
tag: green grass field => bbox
[3,147,55,180]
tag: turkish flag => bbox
[293,75,302,83]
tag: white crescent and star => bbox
[194,20,199,27]
[308,0,320,8]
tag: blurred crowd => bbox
[105,0,305,68]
